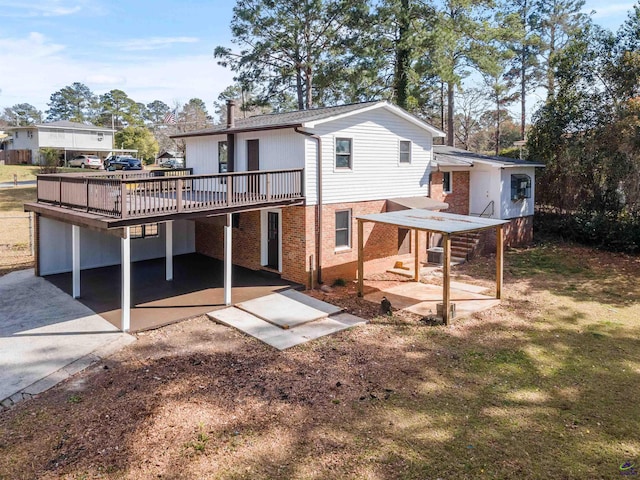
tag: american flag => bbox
[163,109,177,124]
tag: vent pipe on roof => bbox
[226,100,236,129]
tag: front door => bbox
[247,139,259,194]
[267,211,279,269]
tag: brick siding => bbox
[430,171,470,215]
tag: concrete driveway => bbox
[0,269,135,408]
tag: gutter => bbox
[294,127,323,285]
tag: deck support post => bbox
[442,233,451,326]
[224,214,232,306]
[121,227,131,332]
[165,221,173,281]
[414,229,420,282]
[72,225,80,299]
[357,219,364,297]
[496,225,504,300]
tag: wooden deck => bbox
[26,168,305,229]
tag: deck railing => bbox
[36,168,304,219]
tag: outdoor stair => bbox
[450,232,481,262]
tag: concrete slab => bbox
[0,269,135,407]
[236,291,330,329]
[364,280,500,320]
[279,289,342,315]
[208,305,365,351]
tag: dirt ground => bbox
[1,243,639,479]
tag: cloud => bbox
[105,37,200,52]
[0,32,234,113]
[0,0,88,17]
[584,2,635,18]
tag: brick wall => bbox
[194,200,429,289]
[430,171,470,215]
[504,215,534,246]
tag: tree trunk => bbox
[394,0,410,109]
[296,68,304,110]
[447,82,454,147]
[521,48,526,140]
[547,24,556,97]
[305,65,313,110]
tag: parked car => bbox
[105,156,142,170]
[159,158,184,169]
[68,154,103,169]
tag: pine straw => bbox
[0,243,639,479]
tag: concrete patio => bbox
[364,280,500,319]
[45,253,298,332]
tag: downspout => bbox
[294,127,323,284]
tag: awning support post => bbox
[357,219,364,297]
[72,225,80,299]
[165,221,173,281]
[414,229,420,282]
[121,227,131,332]
[224,214,232,306]
[496,225,504,299]
[442,233,451,326]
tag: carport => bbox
[356,209,508,325]
[45,253,297,332]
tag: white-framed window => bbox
[399,140,411,164]
[97,132,104,142]
[27,130,33,139]
[218,141,228,173]
[335,209,351,249]
[335,138,352,170]
[443,172,452,193]
[14,132,18,139]
[511,174,531,201]
[130,223,159,239]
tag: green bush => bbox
[534,210,640,253]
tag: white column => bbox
[121,227,131,332]
[165,221,173,281]
[72,225,80,299]
[224,214,232,306]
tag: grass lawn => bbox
[0,242,638,479]
[0,186,36,275]
[0,164,78,183]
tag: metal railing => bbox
[471,200,495,218]
[36,168,304,219]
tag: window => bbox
[443,172,452,193]
[130,223,159,239]
[511,174,531,201]
[399,140,411,163]
[218,141,228,173]
[335,210,351,249]
[97,132,104,142]
[27,130,33,139]
[232,213,240,228]
[14,132,18,139]
[335,138,352,169]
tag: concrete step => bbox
[235,290,340,330]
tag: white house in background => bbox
[4,121,123,165]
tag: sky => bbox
[0,0,636,117]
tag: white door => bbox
[470,171,491,216]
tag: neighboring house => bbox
[4,121,121,165]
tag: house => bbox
[3,120,134,165]
[23,100,540,331]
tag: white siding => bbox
[8,129,38,151]
[38,128,114,150]
[39,218,196,275]
[469,165,501,218]
[185,136,222,174]
[500,167,536,219]
[308,108,433,205]
[234,129,304,171]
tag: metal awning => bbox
[357,209,508,234]
[356,209,507,325]
[386,196,448,212]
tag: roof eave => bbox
[171,123,303,139]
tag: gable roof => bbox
[7,121,114,132]
[172,101,445,139]
[433,145,545,169]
